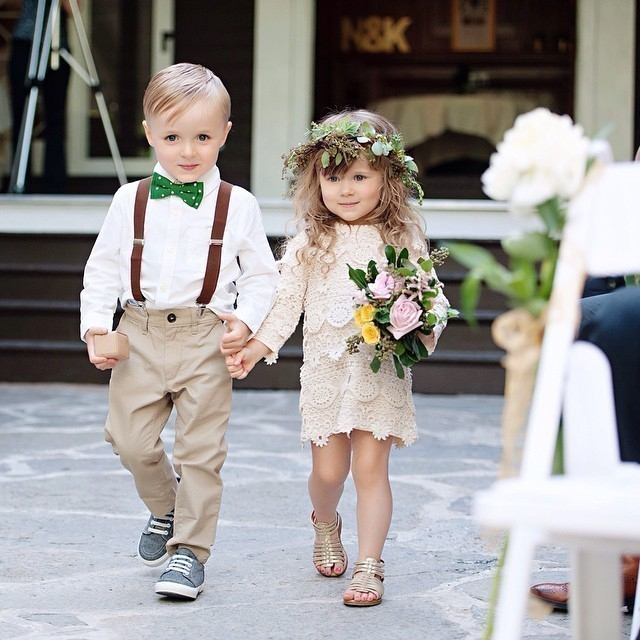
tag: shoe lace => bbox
[146,513,173,537]
[166,552,194,577]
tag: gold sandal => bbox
[343,557,385,607]
[311,511,348,578]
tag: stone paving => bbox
[0,384,632,639]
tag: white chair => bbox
[474,162,640,640]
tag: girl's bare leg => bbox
[308,433,351,576]
[344,430,393,603]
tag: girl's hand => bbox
[84,327,119,370]
[217,312,251,355]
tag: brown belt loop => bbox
[197,180,232,306]
[131,177,152,303]
[129,177,233,307]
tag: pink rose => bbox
[368,272,396,300]
[388,295,423,339]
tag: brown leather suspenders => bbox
[197,181,232,305]
[130,177,151,303]
[130,178,233,305]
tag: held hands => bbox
[217,312,251,356]
[84,327,118,370]
[225,348,252,380]
[225,339,270,380]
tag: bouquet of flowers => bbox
[346,245,457,378]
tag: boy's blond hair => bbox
[143,63,231,123]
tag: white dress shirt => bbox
[80,164,279,339]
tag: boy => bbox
[80,63,278,600]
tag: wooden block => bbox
[94,331,130,360]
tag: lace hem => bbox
[301,426,417,449]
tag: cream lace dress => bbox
[254,223,450,448]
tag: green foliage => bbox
[347,265,368,290]
[448,225,559,324]
[393,355,405,378]
[385,245,396,265]
[535,196,565,237]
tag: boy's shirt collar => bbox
[152,163,221,198]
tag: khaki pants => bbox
[105,305,231,564]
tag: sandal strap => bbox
[312,512,347,571]
[348,557,385,597]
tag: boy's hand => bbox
[85,327,119,370]
[217,313,251,355]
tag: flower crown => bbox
[283,118,424,204]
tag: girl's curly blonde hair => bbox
[285,109,427,268]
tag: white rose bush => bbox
[449,107,597,321]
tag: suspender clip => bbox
[209,239,223,246]
[133,238,144,246]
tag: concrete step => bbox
[0,233,508,393]
[0,263,84,300]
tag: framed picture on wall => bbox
[451,0,496,52]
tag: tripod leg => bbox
[8,0,58,193]
[94,91,128,186]
[66,0,127,185]
[9,87,39,193]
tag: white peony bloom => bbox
[481,108,590,212]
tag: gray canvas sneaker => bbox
[137,511,174,566]
[155,548,204,600]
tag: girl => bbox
[225,109,451,606]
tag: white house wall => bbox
[575,0,635,161]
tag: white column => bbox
[251,0,315,199]
[575,0,636,161]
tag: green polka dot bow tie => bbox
[150,172,204,209]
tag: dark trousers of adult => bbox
[579,286,640,463]
[8,38,70,193]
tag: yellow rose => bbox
[360,304,375,323]
[354,307,363,327]
[361,322,380,345]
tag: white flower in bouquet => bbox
[481,108,591,213]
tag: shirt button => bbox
[167,313,177,323]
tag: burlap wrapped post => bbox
[491,307,546,478]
